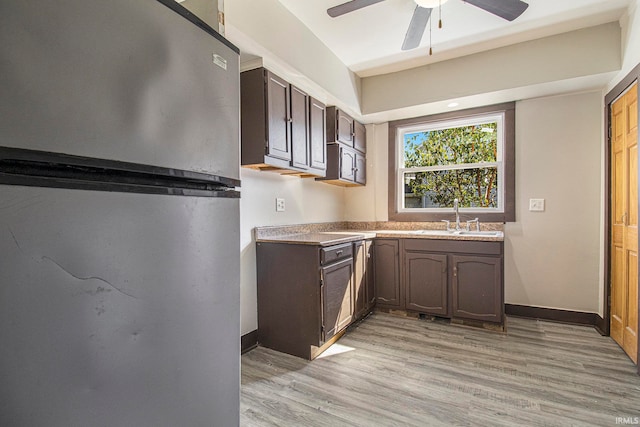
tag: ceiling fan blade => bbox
[327,0,387,18]
[463,0,529,21]
[402,6,432,51]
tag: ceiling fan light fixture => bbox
[414,0,449,8]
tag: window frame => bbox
[388,102,516,222]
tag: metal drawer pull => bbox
[336,250,343,256]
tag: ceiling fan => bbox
[327,0,529,51]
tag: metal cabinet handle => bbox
[287,117,293,123]
[336,250,343,256]
[453,266,457,277]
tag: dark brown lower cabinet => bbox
[451,255,503,323]
[405,252,448,316]
[400,239,504,325]
[256,241,354,360]
[354,239,375,320]
[374,239,402,309]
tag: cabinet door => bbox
[374,239,402,309]
[309,97,327,171]
[336,109,354,147]
[405,252,448,316]
[340,147,356,182]
[322,257,354,341]
[265,72,291,161]
[451,255,502,323]
[290,85,309,169]
[355,152,366,185]
[353,241,367,319]
[354,121,366,153]
[365,240,375,310]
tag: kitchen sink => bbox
[412,229,503,237]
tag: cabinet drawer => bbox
[321,243,353,265]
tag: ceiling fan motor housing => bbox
[414,0,450,8]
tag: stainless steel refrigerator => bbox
[0,1,240,425]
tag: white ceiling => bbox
[276,0,631,77]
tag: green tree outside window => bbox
[403,122,498,209]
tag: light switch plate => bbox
[276,198,285,212]
[529,198,545,212]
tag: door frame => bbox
[604,62,640,374]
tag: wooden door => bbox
[611,82,638,364]
[404,252,448,316]
[290,84,309,169]
[265,71,291,161]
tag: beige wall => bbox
[240,170,345,335]
[361,23,621,116]
[504,92,602,313]
[179,0,219,32]
[608,0,640,92]
[345,92,603,314]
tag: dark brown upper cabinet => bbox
[318,106,366,186]
[354,120,366,154]
[317,144,365,186]
[327,107,354,147]
[309,97,327,172]
[241,67,326,178]
[290,85,309,170]
[355,151,366,185]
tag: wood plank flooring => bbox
[241,313,640,426]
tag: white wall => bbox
[225,0,362,118]
[240,170,345,335]
[504,91,602,313]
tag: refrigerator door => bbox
[0,0,240,181]
[0,186,240,427]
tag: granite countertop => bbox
[256,232,369,246]
[256,229,503,245]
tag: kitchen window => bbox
[388,103,515,222]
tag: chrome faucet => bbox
[453,198,461,231]
[442,198,480,232]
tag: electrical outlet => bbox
[529,198,545,212]
[276,198,285,212]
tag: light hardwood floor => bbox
[241,313,640,426]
